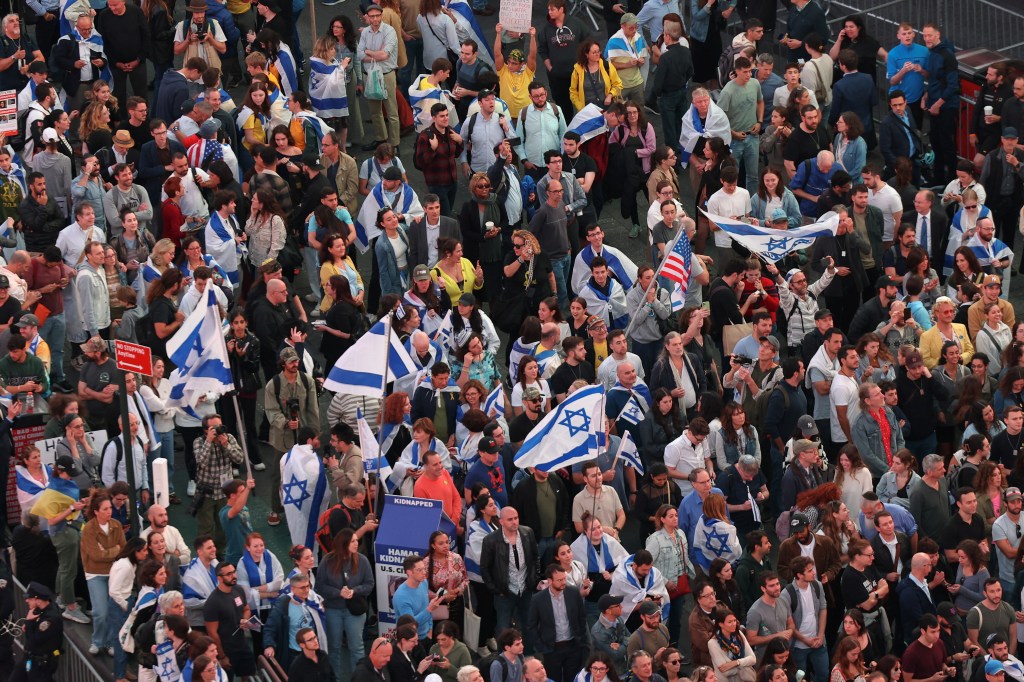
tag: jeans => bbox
[51,526,79,605]
[151,63,171,106]
[154,430,175,494]
[905,433,937,462]
[790,644,829,682]
[326,605,367,682]
[494,592,532,647]
[730,133,760,191]
[87,576,111,648]
[550,253,571,313]
[768,445,785,517]
[428,184,458,217]
[109,595,131,677]
[303,246,322,298]
[399,38,423,92]
[111,66,148,120]
[39,312,66,383]
[659,89,688,153]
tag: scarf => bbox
[68,29,112,83]
[241,550,273,589]
[587,537,615,573]
[715,630,743,660]
[871,408,894,466]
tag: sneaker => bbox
[267,512,281,526]
[310,308,322,318]
[88,644,100,655]
[63,607,91,624]
[52,380,74,394]
[304,293,320,303]
[253,462,267,471]
[168,493,182,505]
[628,223,641,239]
[187,480,197,497]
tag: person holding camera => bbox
[264,346,320,527]
[172,0,228,71]
[193,413,245,545]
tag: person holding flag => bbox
[624,265,675,375]
[605,362,652,446]
[281,426,333,562]
[579,257,630,331]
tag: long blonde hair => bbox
[511,229,541,255]
[78,101,111,144]
[312,35,336,61]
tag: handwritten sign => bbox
[0,90,16,137]
[35,430,108,467]
[499,0,531,34]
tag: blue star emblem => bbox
[559,407,591,437]
[765,237,791,257]
[704,525,733,557]
[160,658,176,677]
[282,474,310,509]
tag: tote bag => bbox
[365,63,388,101]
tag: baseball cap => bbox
[458,293,476,307]
[587,315,607,331]
[789,512,810,531]
[904,350,924,369]
[1006,487,1023,502]
[54,455,80,477]
[620,12,638,24]
[198,118,221,139]
[365,3,383,12]
[983,274,1002,287]
[522,386,542,401]
[769,207,788,223]
[597,594,623,611]
[1003,128,1020,140]
[80,337,107,354]
[876,275,897,289]
[759,335,780,351]
[382,166,403,181]
[936,601,957,621]
[412,264,431,282]
[301,153,324,171]
[16,314,39,328]
[40,127,58,144]
[797,415,818,437]
[638,600,660,616]
[180,99,196,115]
[478,88,496,100]
[477,436,499,455]
[986,660,1006,676]
[814,309,833,321]
[279,347,299,363]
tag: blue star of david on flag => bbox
[282,474,310,509]
[704,525,733,557]
[700,209,840,263]
[559,407,592,437]
[617,398,643,426]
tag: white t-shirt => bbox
[510,379,551,408]
[390,234,408,271]
[707,188,752,248]
[993,513,1024,583]
[795,584,818,647]
[868,184,904,241]
[829,373,860,443]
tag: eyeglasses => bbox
[219,568,236,576]
[302,635,318,644]
[477,183,491,189]
[668,659,682,665]
[590,666,609,672]
[513,242,525,248]
[549,188,564,193]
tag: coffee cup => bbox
[985,106,994,116]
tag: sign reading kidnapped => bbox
[499,0,531,34]
[374,495,458,635]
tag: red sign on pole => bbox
[114,339,154,375]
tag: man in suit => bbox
[869,510,912,597]
[908,189,948,277]
[830,49,879,147]
[410,362,459,447]
[408,193,460,269]
[528,563,589,682]
[878,90,925,183]
[481,507,540,646]
[896,552,937,648]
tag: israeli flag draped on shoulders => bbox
[271,43,300,96]
[700,209,840,263]
[966,233,1014,297]
[323,315,418,397]
[205,211,241,286]
[565,104,608,146]
[408,77,459,134]
[309,57,349,118]
[18,81,68,113]
[514,384,606,472]
[354,183,423,253]
[609,553,669,620]
[181,556,219,608]
[235,105,269,137]
[15,464,48,511]
[443,0,494,67]
[60,26,113,84]
[165,288,235,417]
[572,244,638,292]
[604,29,650,81]
[281,443,331,565]
[679,99,731,166]
[943,205,993,276]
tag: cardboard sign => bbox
[499,0,532,34]
[115,340,153,376]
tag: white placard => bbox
[35,430,108,467]
[499,0,532,34]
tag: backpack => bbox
[717,42,745,86]
[750,383,789,433]
[463,111,505,170]
[314,503,348,553]
[519,101,562,149]
[8,108,35,152]
[478,652,511,682]
[784,580,824,611]
[134,312,157,349]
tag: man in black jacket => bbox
[50,15,107,103]
[95,0,150,115]
[849,276,899,341]
[249,278,291,379]
[650,18,692,155]
[481,507,539,646]
[878,90,924,183]
[19,172,65,253]
[408,195,460,269]
[353,638,392,682]
[529,563,588,682]
[511,466,571,565]
[410,362,459,446]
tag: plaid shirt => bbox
[194,433,244,499]
[413,126,464,186]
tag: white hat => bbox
[41,127,58,144]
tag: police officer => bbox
[11,582,63,682]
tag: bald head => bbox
[616,361,637,386]
[910,552,931,577]
[541,322,559,344]
[9,250,29,267]
[368,638,392,668]
[412,331,430,354]
[267,278,287,297]
[147,504,168,529]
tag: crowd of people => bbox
[3,1,1024,682]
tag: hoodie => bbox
[926,38,960,110]
[155,70,191,124]
[32,151,72,208]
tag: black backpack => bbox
[8,108,35,152]
[478,652,511,682]
[134,312,157,349]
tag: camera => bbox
[286,397,301,421]
[732,355,753,366]
[213,424,227,436]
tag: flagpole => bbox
[373,311,397,524]
[589,389,606,526]
[622,226,686,340]
[232,394,253,481]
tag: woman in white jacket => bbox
[708,608,757,682]
[109,538,149,682]
[139,357,179,504]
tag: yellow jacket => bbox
[569,60,623,114]
[919,323,975,369]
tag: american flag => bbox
[661,231,693,291]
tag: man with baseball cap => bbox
[13,581,64,681]
[464,436,508,507]
[625,598,670,660]
[896,350,950,460]
[591,594,628,672]
[461,88,513,175]
[848,274,899,340]
[968,273,1016,341]
[781,440,826,513]
[981,126,1024,254]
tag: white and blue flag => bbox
[308,57,349,118]
[614,430,644,476]
[483,384,505,418]
[323,315,418,398]
[408,77,458,133]
[565,104,608,145]
[514,384,606,472]
[617,396,644,426]
[271,42,300,96]
[281,443,331,564]
[444,0,494,68]
[165,289,235,415]
[701,209,839,263]
[432,309,455,354]
[354,182,423,253]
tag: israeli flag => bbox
[165,289,235,411]
[354,182,423,253]
[181,556,219,614]
[604,29,649,81]
[357,408,387,475]
[408,77,459,133]
[155,639,181,682]
[614,430,644,476]
[701,209,839,263]
[514,384,606,472]
[617,396,644,426]
[483,384,505,418]
[272,42,300,96]
[58,27,113,84]
[444,0,495,68]
[205,211,240,287]
[281,443,331,564]
[293,111,333,151]
[323,315,418,398]
[0,218,13,240]
[309,57,349,118]
[670,282,685,311]
[565,104,608,146]
[432,310,455,354]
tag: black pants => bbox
[990,197,1022,255]
[548,73,573,124]
[34,17,59,63]
[110,64,148,120]
[218,393,262,465]
[825,291,858,335]
[368,237,382,314]
[928,107,959,184]
[542,644,586,682]
[180,425,202,481]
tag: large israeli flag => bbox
[323,315,418,398]
[514,384,606,472]
[565,104,608,146]
[353,182,423,253]
[408,77,459,134]
[272,42,300,96]
[281,443,331,564]
[165,288,235,411]
[309,58,349,118]
[444,0,494,68]
[700,209,840,263]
